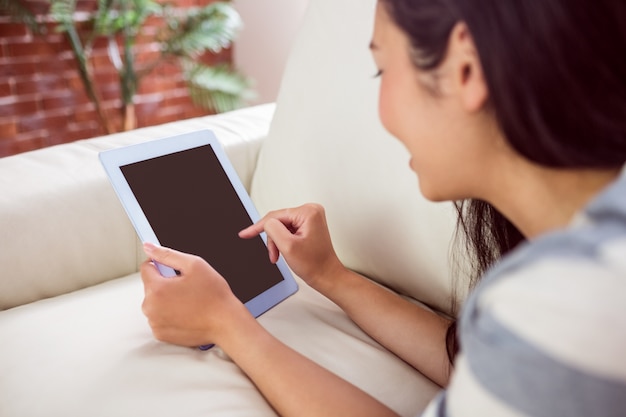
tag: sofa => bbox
[0,0,467,416]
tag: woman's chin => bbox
[416,178,452,203]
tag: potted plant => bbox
[3,0,253,132]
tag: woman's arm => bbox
[222,305,399,417]
[140,243,398,417]
[239,204,452,387]
[317,267,452,387]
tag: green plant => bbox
[1,0,41,33]
[3,0,253,132]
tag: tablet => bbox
[99,129,298,319]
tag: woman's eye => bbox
[373,69,383,78]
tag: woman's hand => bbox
[140,242,398,417]
[238,203,345,289]
[140,242,250,347]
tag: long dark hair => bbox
[380,0,626,362]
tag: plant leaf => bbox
[163,1,242,57]
[49,0,76,29]
[185,63,254,113]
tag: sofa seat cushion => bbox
[0,275,438,417]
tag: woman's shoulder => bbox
[462,168,626,365]
[476,164,626,299]
[450,169,626,417]
[466,238,626,358]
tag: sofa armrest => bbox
[0,103,275,310]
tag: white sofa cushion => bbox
[0,272,439,416]
[250,0,466,315]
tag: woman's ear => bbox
[447,22,489,112]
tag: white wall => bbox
[233,0,310,105]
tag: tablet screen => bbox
[120,144,283,304]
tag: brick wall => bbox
[0,0,232,157]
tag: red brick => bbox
[40,91,89,111]
[89,70,119,85]
[18,111,70,133]
[71,19,93,32]
[183,106,211,119]
[153,61,180,76]
[140,111,176,127]
[72,103,97,123]
[40,21,57,34]
[135,28,159,44]
[138,76,179,95]
[16,112,46,132]
[90,53,117,71]
[75,0,98,12]
[143,15,166,28]
[101,99,122,112]
[89,37,109,50]
[99,82,122,101]
[7,38,62,58]
[41,111,72,130]
[0,117,18,139]
[34,56,75,73]
[0,79,13,98]
[158,111,184,124]
[14,75,66,96]
[0,59,37,78]
[198,48,232,66]
[0,130,47,157]
[162,90,192,107]
[99,102,123,132]
[171,76,189,90]
[176,0,197,8]
[103,111,124,133]
[0,22,29,38]
[76,88,95,104]
[135,101,163,126]
[135,48,161,66]
[0,97,39,117]
[64,73,84,91]
[19,0,50,16]
[48,121,102,145]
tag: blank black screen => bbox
[120,144,283,303]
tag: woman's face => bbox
[370,3,498,202]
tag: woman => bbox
[140,0,626,415]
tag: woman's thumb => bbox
[143,242,187,271]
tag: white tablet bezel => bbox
[99,129,298,318]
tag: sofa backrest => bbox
[0,105,273,310]
[250,0,469,315]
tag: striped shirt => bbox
[422,167,626,417]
